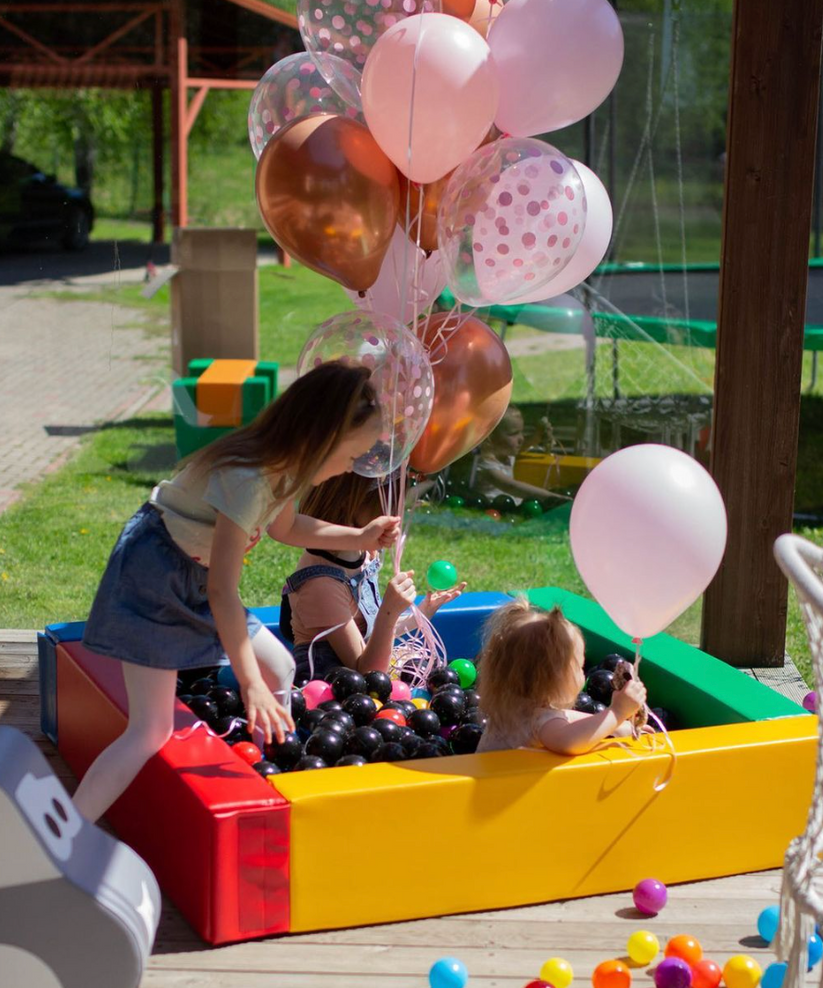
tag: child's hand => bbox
[419,581,468,619]
[609,678,647,722]
[242,680,295,746]
[359,515,401,551]
[382,570,417,616]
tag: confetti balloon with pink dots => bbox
[437,137,586,306]
[297,0,440,111]
[297,310,435,477]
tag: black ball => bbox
[290,690,307,723]
[299,708,326,735]
[264,732,304,770]
[396,725,415,742]
[208,686,242,718]
[343,725,383,759]
[372,719,403,744]
[178,693,194,707]
[427,667,460,692]
[188,695,219,724]
[323,666,345,684]
[189,677,215,696]
[371,742,406,763]
[460,708,488,729]
[305,729,345,764]
[592,701,607,713]
[253,760,281,778]
[318,715,348,737]
[176,677,185,693]
[317,699,344,714]
[586,669,615,705]
[401,733,425,757]
[450,723,484,754]
[400,659,428,685]
[336,754,368,767]
[332,668,367,701]
[600,653,628,672]
[415,741,447,758]
[397,699,417,719]
[434,684,464,700]
[408,708,441,738]
[650,707,674,730]
[430,691,465,725]
[320,710,355,734]
[492,494,517,514]
[381,700,408,713]
[363,670,392,702]
[214,715,252,744]
[464,493,490,510]
[294,755,327,771]
[463,689,481,707]
[574,691,597,714]
[342,693,378,726]
[427,735,451,755]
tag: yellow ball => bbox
[540,958,574,988]
[723,955,762,988]
[373,700,383,711]
[627,930,660,966]
[412,697,430,710]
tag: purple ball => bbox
[439,725,458,741]
[654,958,692,988]
[633,877,668,915]
[803,692,817,713]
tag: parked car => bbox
[0,153,94,251]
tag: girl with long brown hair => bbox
[74,362,399,823]
[477,598,647,756]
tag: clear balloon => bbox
[438,137,586,306]
[297,311,434,477]
[569,445,727,640]
[343,227,448,325]
[488,0,624,136]
[248,52,362,159]
[297,0,439,111]
[361,13,499,184]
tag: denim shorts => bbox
[82,503,262,671]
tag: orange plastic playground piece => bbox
[196,359,258,427]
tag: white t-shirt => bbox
[149,462,286,566]
[476,707,568,753]
[474,455,523,506]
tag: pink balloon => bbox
[344,228,447,324]
[247,53,363,159]
[570,445,727,640]
[438,137,586,306]
[512,161,613,301]
[302,679,334,710]
[361,13,499,184]
[296,310,434,477]
[488,0,624,136]
[390,680,412,701]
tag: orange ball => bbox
[665,935,703,968]
[375,708,406,727]
[593,960,632,988]
[692,959,722,988]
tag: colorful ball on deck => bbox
[412,688,432,701]
[521,499,544,519]
[523,983,552,988]
[540,957,574,988]
[302,679,334,710]
[760,963,786,988]
[627,930,660,966]
[375,708,406,727]
[412,697,430,710]
[654,957,692,988]
[757,905,780,944]
[692,959,722,988]
[427,560,459,591]
[390,679,412,702]
[232,741,263,766]
[665,935,702,968]
[633,878,668,915]
[593,959,631,988]
[803,691,817,713]
[448,658,477,689]
[445,495,466,508]
[723,957,762,988]
[485,508,502,521]
[429,957,469,988]
[809,932,823,969]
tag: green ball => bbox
[448,658,477,689]
[427,559,458,591]
[444,495,466,508]
[521,499,543,519]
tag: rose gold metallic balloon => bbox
[409,312,513,473]
[469,0,502,38]
[397,172,449,253]
[255,114,400,292]
[442,0,476,18]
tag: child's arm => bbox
[208,512,295,745]
[268,501,400,552]
[394,582,468,636]
[537,679,647,756]
[477,464,568,504]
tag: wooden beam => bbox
[701,0,823,666]
[151,81,164,244]
[74,7,154,64]
[183,84,209,138]
[186,76,256,89]
[169,0,187,228]
[0,14,67,62]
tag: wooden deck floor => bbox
[0,630,806,988]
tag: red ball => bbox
[375,708,407,727]
[233,741,263,766]
[485,508,502,521]
[523,983,552,988]
[692,960,722,988]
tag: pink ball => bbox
[390,680,412,701]
[633,878,668,915]
[302,679,334,710]
[654,958,692,988]
[803,691,817,713]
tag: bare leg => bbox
[71,663,177,824]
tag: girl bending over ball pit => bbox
[282,470,466,684]
[73,363,400,823]
[476,598,648,756]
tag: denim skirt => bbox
[82,503,262,671]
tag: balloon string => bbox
[173,716,247,743]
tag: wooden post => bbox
[701,0,823,666]
[169,0,187,229]
[151,82,164,244]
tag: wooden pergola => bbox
[0,0,301,240]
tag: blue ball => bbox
[217,664,240,691]
[429,957,469,988]
[412,688,432,701]
[809,933,823,969]
[757,905,781,943]
[762,963,787,988]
